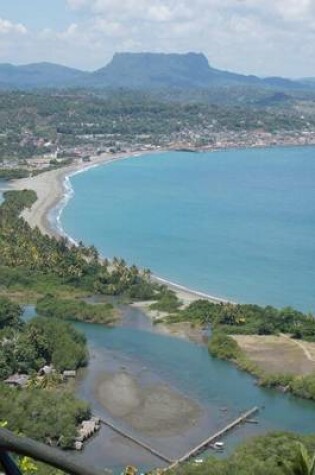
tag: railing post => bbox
[0,452,22,475]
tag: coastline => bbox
[9,151,147,238]
[8,150,231,310]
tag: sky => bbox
[0,0,314,78]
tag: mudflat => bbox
[95,371,201,436]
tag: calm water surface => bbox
[22,147,315,472]
[24,306,315,473]
[62,147,315,312]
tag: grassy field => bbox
[232,335,315,375]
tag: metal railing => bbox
[0,429,105,475]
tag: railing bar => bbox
[0,429,105,475]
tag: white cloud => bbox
[0,18,27,35]
[1,1,315,76]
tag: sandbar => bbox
[95,371,201,437]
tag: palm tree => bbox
[281,443,315,475]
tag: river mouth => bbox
[23,304,315,474]
[73,303,315,472]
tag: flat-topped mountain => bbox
[0,52,312,90]
[94,52,213,88]
[94,52,300,90]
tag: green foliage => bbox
[36,294,115,324]
[0,169,29,180]
[2,189,37,214]
[167,299,215,324]
[208,332,242,360]
[26,317,88,371]
[170,300,315,340]
[0,309,88,378]
[290,375,315,401]
[173,433,315,475]
[0,385,90,449]
[0,191,157,300]
[93,259,157,298]
[150,288,181,313]
[0,296,23,329]
[0,89,314,164]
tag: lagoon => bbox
[23,305,315,473]
[77,313,315,472]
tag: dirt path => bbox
[280,333,315,362]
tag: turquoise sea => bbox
[61,146,315,312]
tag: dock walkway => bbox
[168,406,259,470]
[99,406,259,470]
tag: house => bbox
[4,374,29,388]
[63,370,76,378]
[38,365,54,376]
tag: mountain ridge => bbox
[0,52,313,90]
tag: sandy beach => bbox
[9,152,141,237]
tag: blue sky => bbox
[0,0,314,77]
[0,0,90,30]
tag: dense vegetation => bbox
[1,89,314,162]
[150,288,182,313]
[0,168,29,180]
[0,189,159,300]
[0,294,90,450]
[208,332,242,360]
[36,294,115,324]
[172,432,315,475]
[0,297,88,379]
[0,386,90,449]
[166,299,315,341]
[0,296,23,330]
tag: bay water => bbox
[56,148,315,471]
[61,147,315,312]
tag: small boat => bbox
[210,441,225,451]
[194,458,204,464]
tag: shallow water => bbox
[23,306,315,473]
[61,147,315,312]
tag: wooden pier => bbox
[99,418,174,464]
[168,406,259,470]
[99,406,259,470]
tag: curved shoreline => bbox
[9,150,232,306]
[10,152,146,238]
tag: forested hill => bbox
[0,52,314,91]
[0,62,89,89]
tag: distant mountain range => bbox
[0,52,314,91]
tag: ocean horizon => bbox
[60,146,315,313]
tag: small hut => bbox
[63,370,76,378]
[4,374,29,388]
